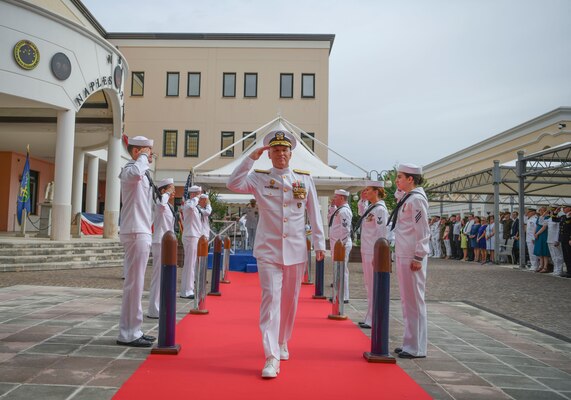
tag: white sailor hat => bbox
[364,180,385,188]
[199,193,208,199]
[263,129,297,150]
[188,185,202,193]
[397,163,422,175]
[334,189,350,197]
[128,135,154,147]
[156,178,173,188]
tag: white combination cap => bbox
[364,180,385,188]
[128,135,154,147]
[188,185,202,193]
[397,163,422,175]
[334,189,350,197]
[263,129,297,150]
[156,178,173,188]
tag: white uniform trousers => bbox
[257,260,304,360]
[395,255,428,357]
[444,239,452,257]
[180,236,199,297]
[361,253,374,326]
[118,233,151,342]
[147,243,162,318]
[548,243,564,275]
[526,240,539,270]
[330,239,351,301]
[247,227,256,250]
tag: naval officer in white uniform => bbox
[227,129,325,379]
[390,163,430,359]
[179,185,203,299]
[147,177,175,319]
[117,136,157,347]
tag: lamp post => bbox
[367,169,393,189]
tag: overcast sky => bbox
[83,0,571,177]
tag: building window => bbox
[243,131,256,151]
[221,131,235,157]
[187,72,201,97]
[185,130,199,157]
[244,73,258,98]
[163,130,178,157]
[302,74,315,98]
[166,72,179,96]
[223,73,236,97]
[301,132,315,151]
[131,72,144,96]
[280,73,293,98]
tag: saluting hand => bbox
[250,146,270,161]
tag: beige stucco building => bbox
[110,33,333,186]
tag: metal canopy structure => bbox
[426,142,571,266]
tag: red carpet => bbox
[114,273,431,400]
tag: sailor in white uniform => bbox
[198,193,212,240]
[355,181,389,329]
[389,163,430,359]
[227,128,325,379]
[179,185,203,299]
[328,189,353,303]
[117,136,157,347]
[147,177,175,319]
[525,208,539,270]
[245,199,259,249]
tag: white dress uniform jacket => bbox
[394,187,430,357]
[358,200,389,326]
[118,154,153,343]
[148,193,175,318]
[227,157,325,264]
[227,156,325,361]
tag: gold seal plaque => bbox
[14,40,40,70]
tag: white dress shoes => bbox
[261,356,280,378]
[279,343,289,361]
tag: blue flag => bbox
[17,146,31,225]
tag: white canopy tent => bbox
[189,116,370,196]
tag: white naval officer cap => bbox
[128,135,154,147]
[334,189,350,197]
[397,163,422,175]
[363,180,385,188]
[188,185,202,193]
[156,177,174,188]
[263,129,297,150]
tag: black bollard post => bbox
[151,231,181,355]
[363,238,396,363]
[328,241,347,320]
[313,258,326,299]
[208,236,222,296]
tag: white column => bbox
[71,149,84,216]
[51,110,75,241]
[104,134,122,238]
[86,155,99,214]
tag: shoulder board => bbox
[293,169,311,175]
[254,169,270,174]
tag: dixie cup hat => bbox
[128,135,154,147]
[156,178,174,188]
[334,189,350,197]
[397,163,422,175]
[188,185,202,193]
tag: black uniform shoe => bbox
[398,351,426,359]
[116,337,153,347]
[394,347,403,354]
[344,300,349,304]
[179,295,195,299]
[358,322,371,329]
[142,334,156,342]
[146,315,159,320]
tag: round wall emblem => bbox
[14,40,40,70]
[114,66,123,89]
[50,52,72,80]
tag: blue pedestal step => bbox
[206,251,257,273]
